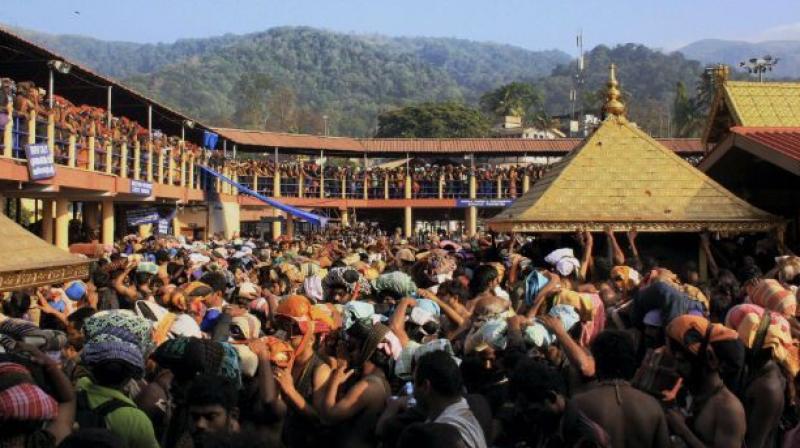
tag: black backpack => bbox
[75,389,133,430]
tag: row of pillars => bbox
[244,171,533,201]
[2,106,198,189]
[0,196,187,250]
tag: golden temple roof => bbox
[489,66,778,233]
[704,77,800,144]
[0,213,90,292]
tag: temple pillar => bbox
[497,175,503,199]
[438,175,444,199]
[101,200,114,246]
[252,174,259,192]
[467,174,477,237]
[286,215,295,238]
[522,174,530,194]
[120,143,128,178]
[105,142,113,175]
[133,141,141,180]
[272,220,282,240]
[189,156,195,189]
[404,206,413,237]
[274,171,281,198]
[158,151,165,184]
[172,214,182,237]
[363,177,369,200]
[341,208,350,228]
[2,104,11,158]
[319,172,325,199]
[298,174,304,198]
[27,111,36,145]
[168,151,175,185]
[341,177,346,199]
[180,152,187,187]
[87,137,96,171]
[41,200,53,243]
[384,176,389,199]
[67,135,76,168]
[47,113,55,152]
[147,143,154,182]
[699,243,709,282]
[54,198,69,250]
[404,175,412,199]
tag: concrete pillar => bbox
[274,171,281,198]
[133,141,141,180]
[467,174,477,237]
[47,113,55,152]
[87,137,96,171]
[340,209,350,228]
[251,173,259,192]
[384,176,389,199]
[438,175,444,199]
[466,207,477,237]
[404,206,413,237]
[319,172,325,199]
[147,143,154,182]
[27,111,36,145]
[180,152,187,187]
[497,175,503,199]
[105,142,113,175]
[404,175,412,199]
[2,104,11,158]
[41,200,54,243]
[298,174,304,198]
[168,151,175,185]
[341,177,346,199]
[272,220,282,240]
[172,214,182,237]
[66,135,76,168]
[522,174,530,194]
[158,151,165,184]
[363,176,369,200]
[120,143,128,178]
[286,215,295,238]
[54,198,69,250]
[101,200,114,246]
[139,223,152,239]
[189,156,195,189]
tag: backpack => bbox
[75,389,133,430]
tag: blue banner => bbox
[203,131,219,150]
[130,179,153,196]
[127,208,160,226]
[455,199,514,208]
[25,143,55,181]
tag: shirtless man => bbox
[741,336,785,448]
[567,330,669,448]
[665,315,746,448]
[321,322,393,448]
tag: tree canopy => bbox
[376,102,490,138]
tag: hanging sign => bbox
[130,179,153,196]
[455,199,514,208]
[25,143,55,180]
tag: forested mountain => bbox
[679,39,800,79]
[10,26,731,136]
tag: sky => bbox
[2,0,799,52]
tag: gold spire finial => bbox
[604,63,625,118]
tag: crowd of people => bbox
[0,76,203,181]
[227,160,548,199]
[2,225,800,448]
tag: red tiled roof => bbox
[213,127,703,155]
[730,127,800,163]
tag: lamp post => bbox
[181,119,195,142]
[46,60,72,109]
[739,55,779,82]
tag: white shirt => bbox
[431,398,487,448]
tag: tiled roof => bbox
[488,116,777,233]
[724,81,800,127]
[731,127,800,164]
[213,127,703,155]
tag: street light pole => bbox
[48,68,54,110]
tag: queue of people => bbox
[2,226,800,448]
[227,160,548,199]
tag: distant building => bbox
[491,115,566,139]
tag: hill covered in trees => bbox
[14,26,718,136]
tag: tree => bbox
[376,102,490,138]
[672,70,716,137]
[264,85,299,132]
[232,73,273,129]
[479,82,542,121]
